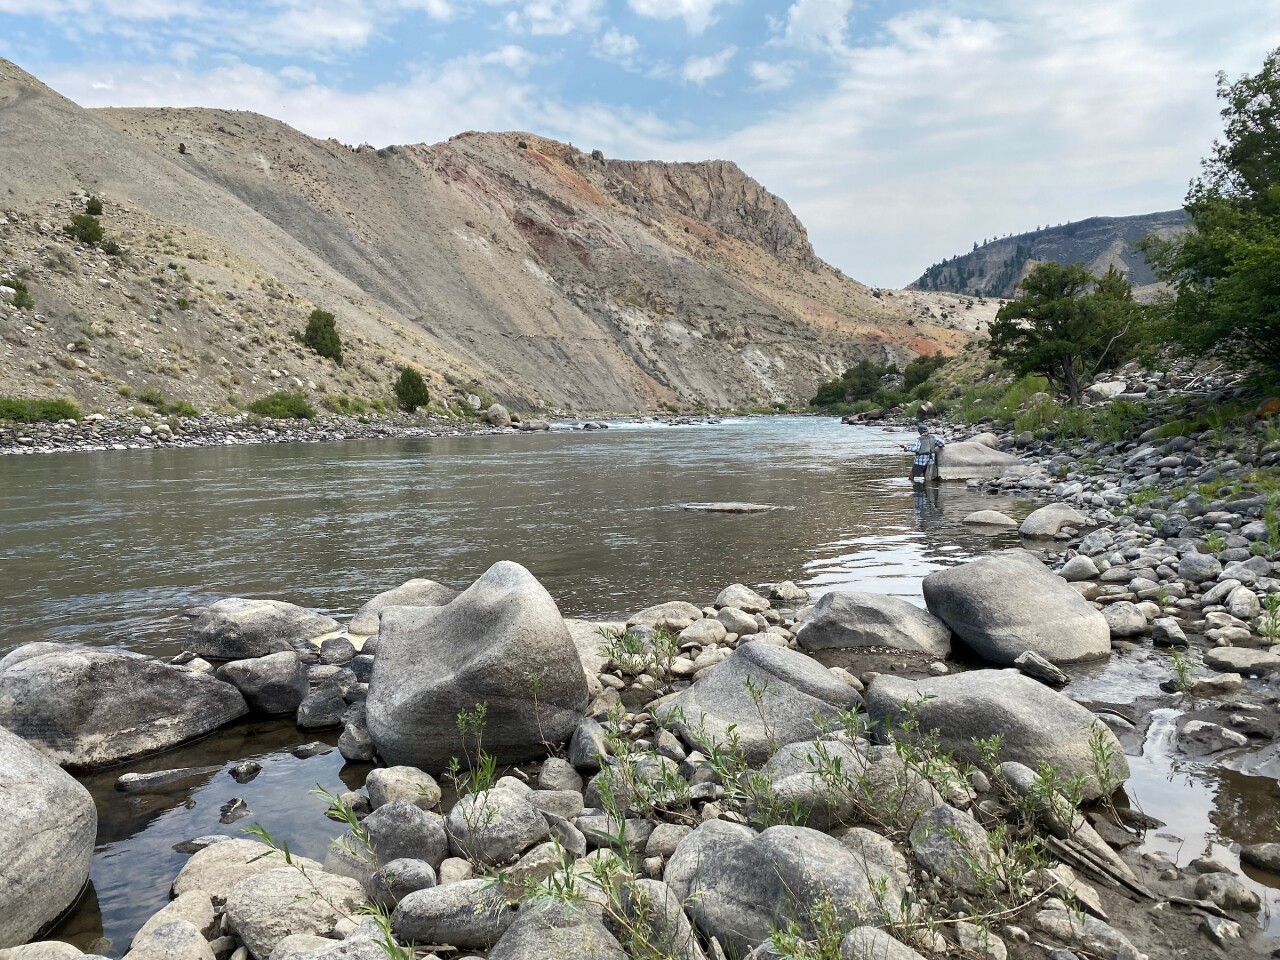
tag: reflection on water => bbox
[0,417,1030,658]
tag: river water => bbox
[2,417,1277,949]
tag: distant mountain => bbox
[908,210,1190,300]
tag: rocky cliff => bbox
[0,58,973,414]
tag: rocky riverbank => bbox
[2,394,1279,960]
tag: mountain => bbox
[908,210,1190,300]
[0,58,977,415]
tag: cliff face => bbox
[910,211,1190,301]
[0,58,973,414]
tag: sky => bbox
[2,1,1278,287]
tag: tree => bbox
[1142,48,1280,370]
[300,308,343,365]
[64,213,103,245]
[84,196,103,216]
[988,262,1136,405]
[394,367,430,412]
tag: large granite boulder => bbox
[934,442,1019,480]
[922,553,1110,665]
[172,839,320,905]
[0,726,96,947]
[348,579,457,635]
[215,652,308,716]
[488,900,625,960]
[189,598,339,660]
[224,867,364,960]
[665,823,907,956]
[0,644,248,769]
[865,670,1128,801]
[653,643,862,765]
[795,592,950,657]
[366,562,588,771]
[1020,504,1090,538]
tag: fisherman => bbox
[901,422,943,483]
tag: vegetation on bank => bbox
[248,391,316,419]
[0,396,82,423]
[296,308,344,365]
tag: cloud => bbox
[776,0,853,53]
[592,28,641,70]
[680,46,735,85]
[501,0,603,36]
[627,0,730,35]
[747,60,795,90]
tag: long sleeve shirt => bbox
[907,435,944,466]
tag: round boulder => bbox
[225,867,364,960]
[188,598,339,660]
[1019,504,1090,538]
[215,652,308,716]
[795,592,950,657]
[348,579,458,635]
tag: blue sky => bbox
[2,1,1278,286]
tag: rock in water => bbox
[922,553,1110,665]
[795,591,951,657]
[865,670,1128,802]
[653,643,862,764]
[933,441,1019,480]
[216,652,308,715]
[1019,503,1090,538]
[189,598,340,660]
[366,561,588,770]
[348,579,458,635]
[0,726,96,947]
[0,644,248,769]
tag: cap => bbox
[917,423,928,433]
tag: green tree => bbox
[64,213,103,246]
[393,366,431,412]
[300,308,343,365]
[84,196,103,216]
[1142,48,1280,370]
[988,262,1136,405]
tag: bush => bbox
[10,279,34,310]
[903,353,948,391]
[0,396,82,422]
[84,196,103,216]
[101,239,123,257]
[64,214,103,245]
[175,297,190,310]
[299,308,343,365]
[322,393,370,415]
[248,391,315,419]
[393,367,430,412]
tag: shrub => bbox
[248,390,315,419]
[322,393,370,415]
[64,214,103,245]
[0,396,82,422]
[137,387,166,408]
[10,279,34,310]
[175,297,191,310]
[903,352,948,391]
[84,196,103,216]
[168,400,200,417]
[299,308,343,365]
[393,367,430,412]
[101,239,123,256]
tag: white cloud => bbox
[627,0,730,35]
[593,28,641,70]
[747,60,794,90]
[680,46,735,85]
[501,0,603,35]
[0,0,198,16]
[398,0,455,19]
[778,0,853,53]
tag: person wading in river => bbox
[901,422,943,483]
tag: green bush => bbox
[323,393,371,415]
[175,297,191,311]
[248,391,315,419]
[168,400,200,417]
[84,196,103,216]
[393,367,430,412]
[10,279,34,310]
[903,353,948,391]
[299,308,343,365]
[64,214,103,246]
[0,396,82,422]
[101,239,123,257]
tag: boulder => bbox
[392,878,515,949]
[667,824,906,956]
[1180,721,1248,756]
[1059,556,1100,582]
[172,839,320,905]
[866,671,1128,801]
[933,441,1019,480]
[296,688,347,730]
[0,726,96,948]
[225,867,364,960]
[1020,504,1090,538]
[922,554,1110,665]
[485,404,512,427]
[189,598,339,660]
[714,584,771,613]
[962,510,1018,527]
[325,799,450,885]
[795,592,950,657]
[366,561,588,771]
[365,766,441,810]
[909,804,994,894]
[126,919,214,960]
[970,431,1001,449]
[348,580,457,635]
[445,787,549,865]
[369,858,437,909]
[488,900,625,960]
[132,891,218,945]
[1102,602,1147,639]
[216,652,308,716]
[1178,553,1223,583]
[653,643,862,764]
[0,645,248,769]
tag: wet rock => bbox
[909,803,994,895]
[0,645,248,769]
[1179,720,1248,756]
[1102,602,1147,639]
[445,787,549,865]
[367,562,588,771]
[216,652,308,716]
[866,671,1127,801]
[654,643,862,765]
[922,554,1110,665]
[228,761,261,784]
[348,579,457,635]
[1240,842,1280,873]
[225,867,364,960]
[1020,504,1090,538]
[291,741,333,759]
[0,726,96,948]
[391,878,515,948]
[1195,872,1261,912]
[1013,650,1068,686]
[962,510,1018,527]
[296,687,348,729]
[219,799,251,824]
[173,839,320,905]
[794,592,951,657]
[116,766,221,793]
[189,598,339,660]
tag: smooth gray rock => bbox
[568,718,610,772]
[325,800,449,887]
[1102,602,1147,639]
[934,441,1019,480]
[1241,843,1280,873]
[488,900,625,960]
[365,766,441,810]
[795,591,951,657]
[840,928,926,960]
[0,645,248,769]
[392,879,515,948]
[1151,618,1187,646]
[627,602,702,632]
[653,643,862,765]
[1179,553,1223,583]
[1013,650,1069,686]
[0,726,96,948]
[127,919,214,960]
[922,554,1110,665]
[296,688,347,730]
[613,880,705,960]
[1059,556,1101,582]
[348,580,458,635]
[714,584,771,613]
[337,704,375,762]
[962,510,1018,528]
[133,891,218,946]
[446,787,549,865]
[538,757,583,793]
[866,671,1128,801]
[189,598,339,660]
[1203,647,1280,675]
[1020,504,1089,538]
[318,637,356,666]
[172,839,320,905]
[369,858,436,909]
[1179,721,1248,756]
[367,562,588,771]
[909,804,994,895]
[216,652,308,716]
[225,867,364,960]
